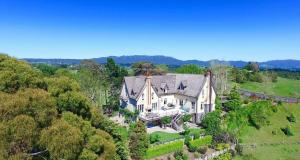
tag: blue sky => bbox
[0,0,299,61]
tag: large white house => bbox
[120,73,216,130]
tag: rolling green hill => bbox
[237,77,300,98]
[235,103,300,160]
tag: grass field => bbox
[145,140,184,159]
[237,77,300,98]
[235,103,300,160]
[149,128,204,143]
[189,135,212,148]
[149,131,184,142]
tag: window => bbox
[152,92,154,99]
[142,94,144,100]
[180,100,184,106]
[152,103,157,110]
[138,104,144,112]
[191,102,195,110]
[163,89,168,93]
[164,98,167,105]
[201,104,203,110]
[202,91,205,98]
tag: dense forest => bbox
[0,54,131,160]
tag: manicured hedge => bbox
[145,140,184,159]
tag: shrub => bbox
[150,134,160,144]
[235,144,243,155]
[281,126,294,136]
[188,145,197,152]
[213,152,232,160]
[197,146,208,154]
[193,133,200,139]
[184,135,191,146]
[271,106,278,113]
[194,152,201,158]
[217,144,226,150]
[181,114,192,123]
[213,132,235,144]
[287,114,296,122]
[173,150,184,158]
[243,99,249,104]
[202,111,222,135]
[272,130,277,135]
[174,150,188,160]
[229,149,236,157]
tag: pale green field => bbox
[237,77,300,98]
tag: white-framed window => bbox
[191,102,195,110]
[142,94,144,100]
[201,104,203,110]
[152,92,154,99]
[180,100,184,106]
[163,89,168,93]
[152,103,157,110]
[138,104,144,112]
[164,98,167,104]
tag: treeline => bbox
[0,54,130,160]
[230,62,278,83]
[267,69,300,80]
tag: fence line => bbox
[239,89,300,103]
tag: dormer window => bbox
[131,90,135,95]
[161,83,168,93]
[163,89,167,93]
[178,82,186,90]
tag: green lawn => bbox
[237,77,300,98]
[149,131,184,142]
[145,140,184,159]
[189,135,212,148]
[149,128,204,143]
[235,103,300,160]
[189,128,205,136]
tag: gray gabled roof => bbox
[122,73,209,100]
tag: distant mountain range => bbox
[23,55,300,70]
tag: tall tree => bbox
[224,86,242,111]
[131,61,166,76]
[129,121,149,160]
[210,61,230,95]
[104,58,128,112]
[77,60,106,106]
[201,111,222,136]
[39,120,84,160]
[176,64,205,74]
[244,62,260,73]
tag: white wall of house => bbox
[159,94,175,109]
[136,82,159,113]
[195,77,216,123]
[174,95,197,113]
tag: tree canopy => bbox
[0,54,128,160]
